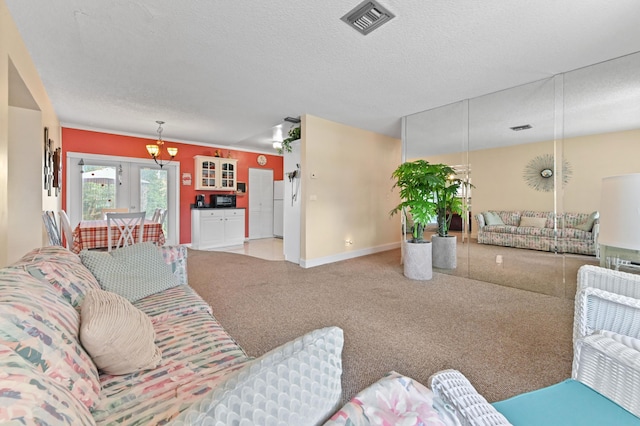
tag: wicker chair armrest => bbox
[573,333,640,418]
[577,265,640,299]
[428,369,512,426]
[573,286,640,344]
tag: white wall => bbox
[8,107,42,261]
[283,140,301,263]
[1,0,60,266]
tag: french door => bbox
[66,153,179,245]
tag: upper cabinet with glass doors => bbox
[194,155,238,190]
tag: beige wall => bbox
[301,114,402,265]
[562,129,640,212]
[1,0,60,266]
[424,128,640,237]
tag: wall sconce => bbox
[146,120,178,168]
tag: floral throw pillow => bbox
[324,371,460,426]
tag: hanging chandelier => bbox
[146,120,178,168]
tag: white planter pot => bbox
[432,235,457,269]
[403,240,433,280]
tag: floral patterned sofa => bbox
[475,210,599,256]
[0,244,344,425]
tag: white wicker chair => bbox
[429,265,640,425]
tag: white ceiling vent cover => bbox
[341,1,395,35]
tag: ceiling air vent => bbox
[510,124,532,131]
[341,1,395,35]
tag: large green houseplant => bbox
[390,159,443,243]
[391,160,449,280]
[431,164,469,237]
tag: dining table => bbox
[71,219,166,254]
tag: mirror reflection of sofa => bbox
[475,210,599,255]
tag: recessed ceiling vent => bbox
[341,1,395,35]
[510,124,533,131]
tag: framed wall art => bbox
[43,127,59,196]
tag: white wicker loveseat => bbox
[427,265,640,425]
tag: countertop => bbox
[190,204,244,210]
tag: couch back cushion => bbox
[521,210,555,228]
[13,246,101,309]
[519,216,548,228]
[565,211,599,232]
[494,211,521,227]
[0,267,101,411]
[482,211,505,226]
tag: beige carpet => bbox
[426,233,599,299]
[187,248,574,406]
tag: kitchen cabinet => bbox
[191,208,245,249]
[194,156,238,190]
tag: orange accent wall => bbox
[62,128,283,244]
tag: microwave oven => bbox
[210,194,236,208]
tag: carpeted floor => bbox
[187,247,575,406]
[433,238,599,299]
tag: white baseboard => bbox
[299,242,400,268]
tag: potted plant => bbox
[277,125,301,154]
[430,164,471,269]
[390,160,443,280]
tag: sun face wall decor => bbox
[523,154,572,192]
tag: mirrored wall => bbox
[403,52,640,298]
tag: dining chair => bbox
[102,207,130,220]
[106,212,146,252]
[151,208,162,222]
[157,209,167,225]
[42,211,62,246]
[58,210,74,250]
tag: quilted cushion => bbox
[80,242,179,302]
[80,289,161,375]
[171,326,344,426]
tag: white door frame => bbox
[66,152,180,245]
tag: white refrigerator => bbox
[273,180,284,238]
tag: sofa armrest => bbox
[428,369,512,426]
[573,333,640,418]
[475,213,486,229]
[592,220,600,240]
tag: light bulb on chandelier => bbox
[146,120,178,168]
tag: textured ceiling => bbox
[6,1,640,153]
